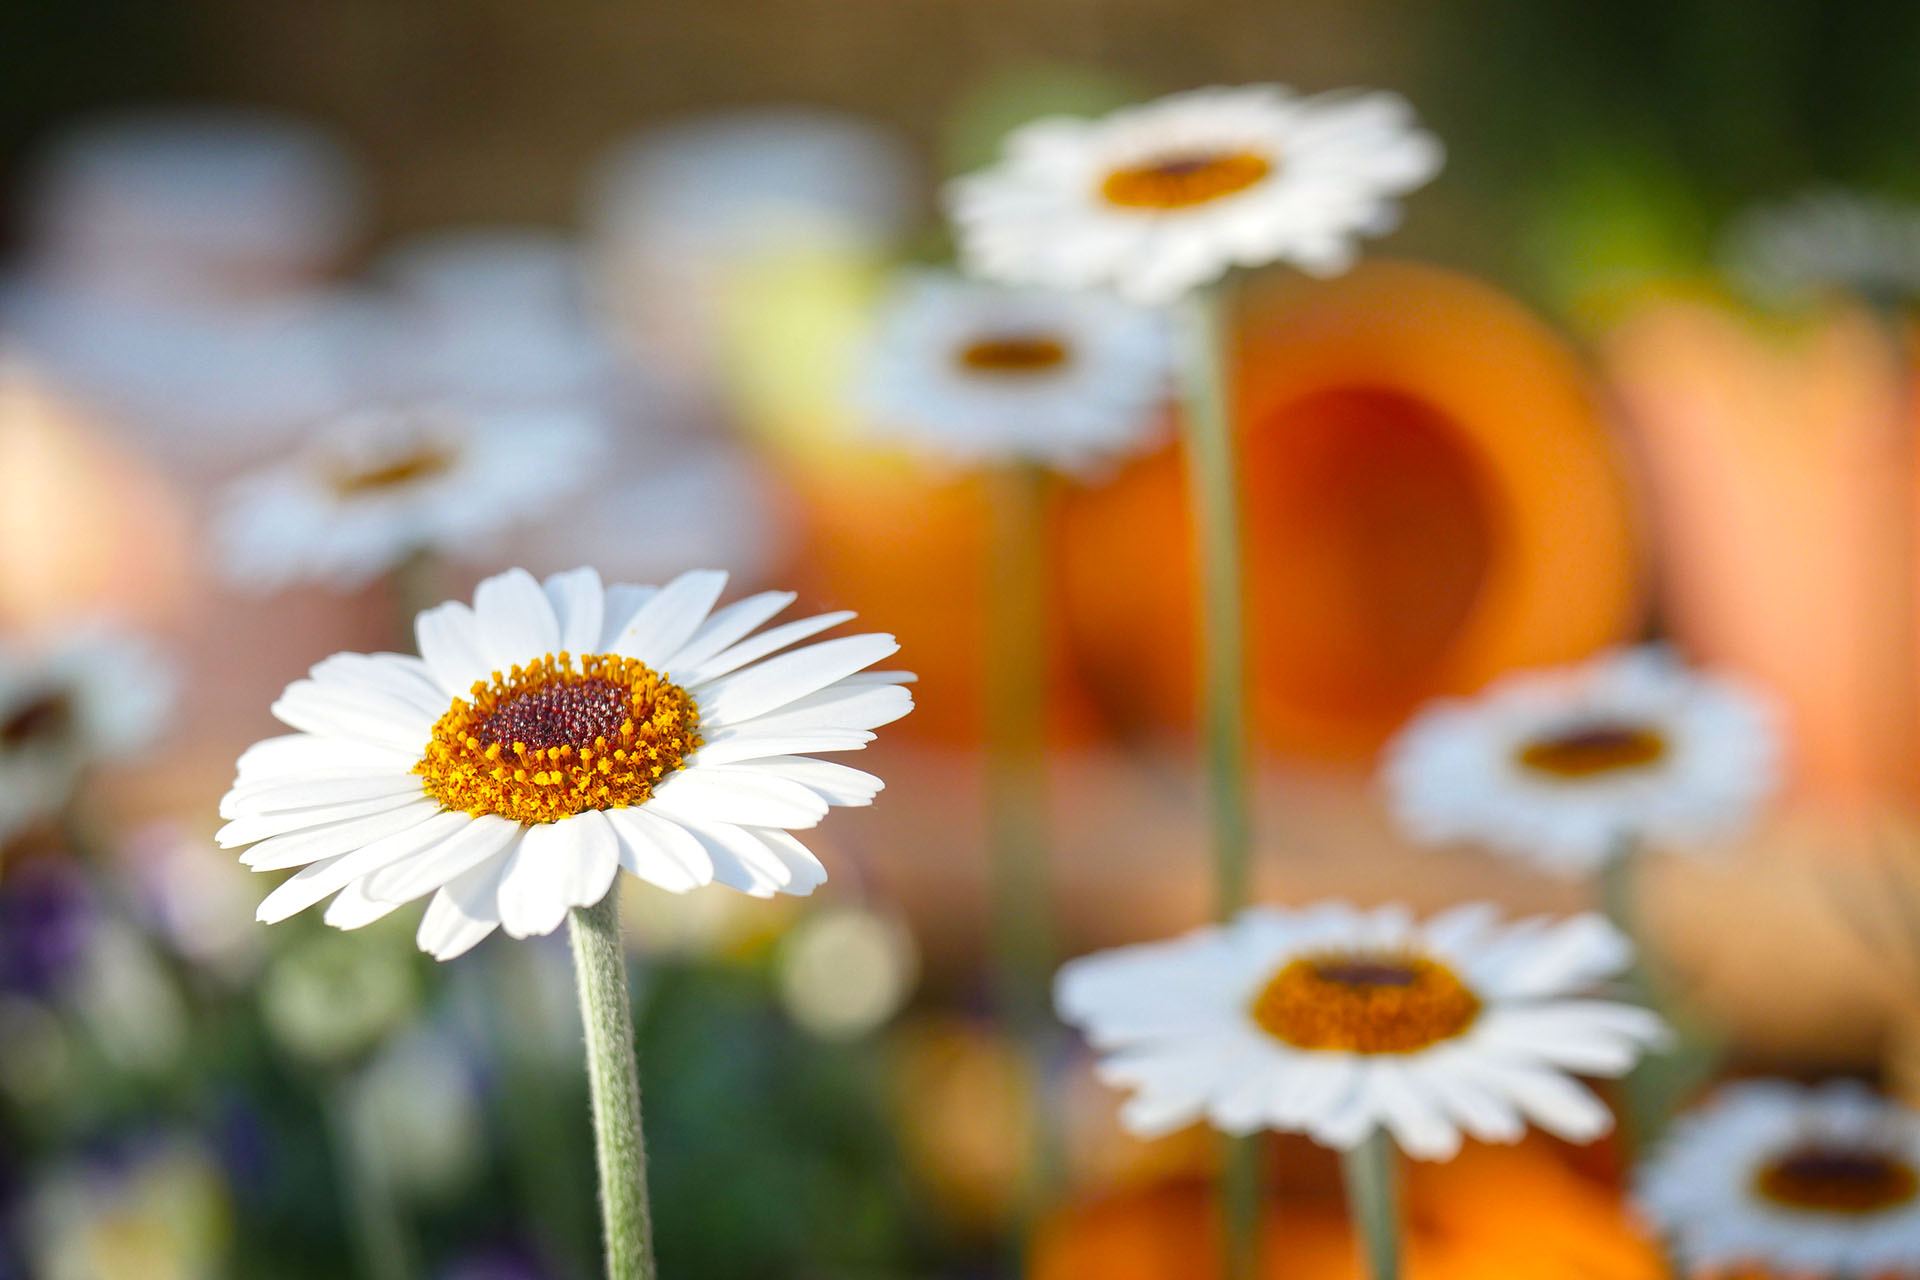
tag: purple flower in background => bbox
[0,859,95,996]
[436,1246,552,1280]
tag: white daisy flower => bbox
[217,566,913,960]
[1380,646,1781,876]
[1055,901,1666,1160]
[1725,189,1920,307]
[213,402,604,592]
[857,269,1173,471]
[1636,1079,1920,1277]
[946,84,1443,305]
[0,626,176,845]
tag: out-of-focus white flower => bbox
[3,108,371,462]
[0,624,176,845]
[220,566,914,960]
[1725,190,1920,306]
[116,821,267,982]
[24,1133,231,1280]
[1381,646,1782,875]
[259,928,419,1066]
[857,270,1172,472]
[947,84,1442,304]
[777,904,919,1040]
[511,446,782,590]
[68,919,189,1074]
[213,402,605,592]
[349,1028,484,1200]
[1056,901,1666,1160]
[1637,1080,1920,1277]
[585,107,916,381]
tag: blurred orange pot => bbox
[1032,1139,1664,1280]
[1605,297,1919,807]
[1061,260,1643,762]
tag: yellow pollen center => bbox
[1516,722,1669,780]
[957,334,1071,375]
[1754,1146,1920,1215]
[330,445,459,497]
[414,652,701,825]
[1251,951,1481,1054]
[1100,150,1274,210]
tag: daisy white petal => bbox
[220,565,909,958]
[1055,901,1665,1159]
[1382,645,1783,874]
[1637,1081,1920,1277]
[947,84,1442,304]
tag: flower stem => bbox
[985,462,1065,1215]
[568,890,657,1280]
[1340,1130,1401,1280]
[322,1074,413,1280]
[1177,283,1262,1280]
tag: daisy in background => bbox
[1637,1079,1920,1277]
[214,402,604,593]
[1056,901,1666,1160]
[857,268,1173,472]
[1724,189,1920,308]
[219,565,911,958]
[946,83,1443,305]
[218,564,910,1278]
[1381,646,1781,876]
[0,626,176,847]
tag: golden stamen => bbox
[1516,722,1668,780]
[330,445,459,498]
[1100,150,1274,210]
[415,652,701,825]
[1251,951,1480,1054]
[956,335,1071,375]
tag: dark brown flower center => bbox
[1754,1146,1919,1215]
[1100,150,1274,210]
[1516,722,1668,780]
[475,676,634,754]
[0,692,74,751]
[1251,951,1481,1054]
[956,334,1071,375]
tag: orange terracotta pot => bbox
[1604,297,1920,807]
[1060,260,1644,763]
[1032,1140,1664,1280]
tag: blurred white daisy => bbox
[1381,647,1780,876]
[214,402,604,592]
[0,626,175,845]
[857,269,1172,471]
[1725,190,1920,307]
[1637,1079,1920,1277]
[1055,901,1665,1160]
[219,566,913,960]
[946,84,1443,304]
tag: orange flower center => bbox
[1516,722,1668,780]
[1251,951,1481,1054]
[330,445,459,497]
[1754,1146,1919,1215]
[956,334,1071,375]
[415,652,701,825]
[1100,150,1274,210]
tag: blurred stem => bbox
[322,1073,412,1280]
[390,546,444,646]
[568,891,657,1280]
[1178,283,1262,1280]
[1340,1131,1400,1280]
[985,462,1066,1220]
[1866,298,1919,806]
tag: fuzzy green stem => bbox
[569,891,657,1280]
[1177,284,1261,1280]
[985,462,1065,1218]
[1341,1131,1400,1280]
